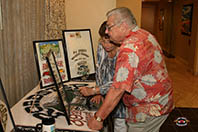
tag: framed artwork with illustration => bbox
[181,4,193,36]
[33,39,69,88]
[62,29,96,80]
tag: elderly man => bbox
[87,7,174,132]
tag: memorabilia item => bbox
[46,52,71,125]
[0,79,16,132]
[63,29,96,80]
[23,82,98,121]
[33,39,69,88]
[10,81,97,131]
[1,78,97,131]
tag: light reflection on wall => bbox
[0,1,2,30]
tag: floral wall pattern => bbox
[44,0,66,39]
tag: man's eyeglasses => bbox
[106,21,123,31]
[106,24,117,31]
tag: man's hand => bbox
[87,114,103,130]
[79,87,95,96]
[90,95,104,104]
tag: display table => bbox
[8,81,97,132]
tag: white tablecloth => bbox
[7,81,97,132]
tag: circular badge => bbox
[174,117,189,126]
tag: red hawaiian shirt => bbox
[112,26,174,123]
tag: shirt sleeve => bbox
[99,81,113,95]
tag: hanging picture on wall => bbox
[159,9,164,31]
[62,29,96,80]
[181,4,193,36]
[33,39,69,88]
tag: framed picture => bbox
[159,9,164,31]
[62,29,96,80]
[33,39,69,88]
[45,53,71,125]
[45,52,99,126]
[0,79,16,132]
[181,4,193,36]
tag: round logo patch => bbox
[174,117,190,126]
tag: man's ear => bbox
[119,22,128,33]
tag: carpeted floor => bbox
[160,107,198,132]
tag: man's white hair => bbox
[106,7,137,27]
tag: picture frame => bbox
[159,9,164,31]
[62,29,96,80]
[181,4,193,36]
[45,52,99,126]
[0,79,16,132]
[45,53,71,125]
[33,39,69,88]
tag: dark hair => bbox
[98,21,109,38]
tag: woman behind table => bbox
[79,21,127,132]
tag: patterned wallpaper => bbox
[44,0,66,39]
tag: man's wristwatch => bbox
[92,86,96,94]
[94,113,103,122]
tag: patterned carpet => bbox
[160,107,198,132]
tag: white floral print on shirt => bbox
[124,44,138,51]
[141,74,157,86]
[131,87,147,100]
[128,52,139,68]
[154,50,162,63]
[136,112,147,122]
[148,34,158,47]
[116,67,129,82]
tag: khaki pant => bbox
[102,118,127,132]
[127,114,169,132]
[114,118,127,132]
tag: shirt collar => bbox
[131,26,139,32]
[120,26,139,48]
[124,26,139,40]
